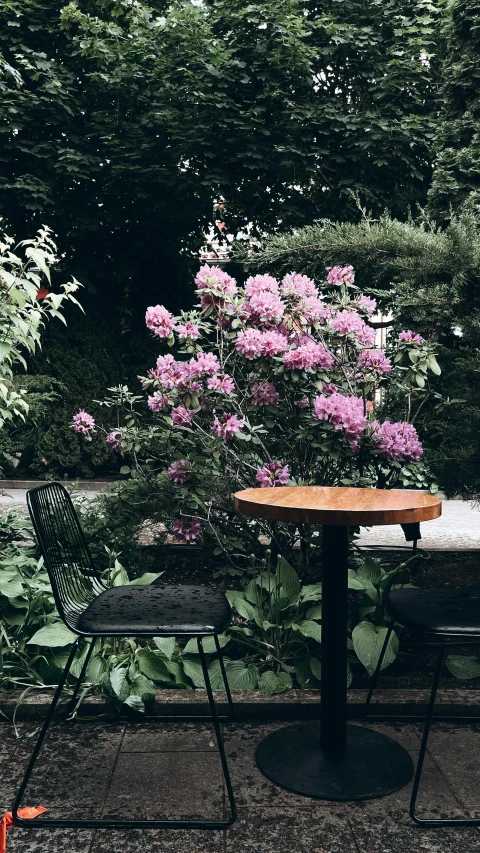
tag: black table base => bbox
[256,721,414,801]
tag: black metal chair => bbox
[13,481,236,831]
[366,586,480,827]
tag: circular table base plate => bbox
[255,722,414,801]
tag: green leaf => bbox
[294,657,321,689]
[182,633,229,655]
[27,623,77,647]
[258,670,292,695]
[305,603,322,620]
[352,622,399,676]
[123,694,145,713]
[182,656,205,687]
[0,579,25,598]
[85,654,108,684]
[110,664,128,697]
[224,660,259,689]
[427,354,441,375]
[131,674,156,702]
[292,620,322,643]
[153,637,176,660]
[300,583,322,602]
[276,557,300,598]
[357,557,383,585]
[137,649,172,682]
[347,570,365,590]
[226,592,257,622]
[445,655,480,680]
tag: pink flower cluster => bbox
[167,459,191,484]
[170,516,202,543]
[283,342,334,372]
[212,412,244,439]
[171,406,195,426]
[177,320,200,341]
[398,330,424,345]
[372,421,423,462]
[148,392,169,412]
[331,310,375,346]
[357,349,392,374]
[195,265,237,300]
[248,290,285,324]
[106,430,122,451]
[207,373,235,394]
[256,461,290,487]
[72,410,95,436]
[327,265,355,285]
[313,393,367,450]
[358,295,377,315]
[280,273,316,299]
[235,328,288,359]
[146,305,175,338]
[250,381,279,406]
[245,274,279,297]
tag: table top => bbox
[234,486,442,526]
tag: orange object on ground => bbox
[0,807,47,853]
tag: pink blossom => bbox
[191,351,220,376]
[283,342,334,372]
[299,295,332,324]
[106,430,123,451]
[212,412,244,439]
[195,265,237,297]
[358,295,377,315]
[170,516,202,543]
[251,381,279,406]
[207,373,235,394]
[245,274,279,297]
[177,321,200,340]
[313,393,367,450]
[145,305,175,338]
[148,392,170,412]
[72,410,95,436]
[321,383,338,395]
[280,273,317,299]
[156,354,176,372]
[158,360,191,389]
[259,329,289,357]
[399,330,424,345]
[295,395,310,408]
[248,290,286,324]
[327,265,355,285]
[357,349,392,374]
[372,420,423,462]
[171,406,195,426]
[235,328,264,358]
[331,310,375,346]
[167,459,191,484]
[256,461,290,488]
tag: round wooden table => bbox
[234,486,442,801]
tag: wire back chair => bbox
[13,482,236,832]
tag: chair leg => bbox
[198,637,237,824]
[409,640,480,827]
[365,620,394,715]
[215,634,234,720]
[13,635,237,830]
[65,639,95,717]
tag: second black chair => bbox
[13,481,236,833]
[366,586,480,827]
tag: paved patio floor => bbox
[2,717,480,852]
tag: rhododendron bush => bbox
[76,264,440,575]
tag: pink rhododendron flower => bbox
[283,342,334,371]
[72,410,95,435]
[177,321,200,340]
[280,273,317,299]
[191,351,220,376]
[256,461,290,487]
[106,430,123,451]
[148,392,170,412]
[156,353,175,372]
[321,383,338,395]
[358,295,377,315]
[295,395,310,408]
[251,381,279,406]
[212,412,244,439]
[313,393,367,450]
[245,274,279,297]
[259,329,289,357]
[398,330,424,345]
[195,265,237,296]
[248,290,286,324]
[170,516,202,543]
[145,305,175,338]
[299,295,332,324]
[235,328,264,358]
[171,406,195,426]
[327,265,355,285]
[357,349,392,374]
[372,420,423,462]
[207,373,235,394]
[167,459,191,484]
[331,310,375,346]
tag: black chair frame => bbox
[13,483,237,831]
[366,620,480,828]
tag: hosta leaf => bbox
[445,655,480,680]
[357,557,383,585]
[85,655,108,684]
[0,580,24,598]
[182,633,229,655]
[182,656,205,687]
[292,620,322,643]
[136,649,172,682]
[123,694,145,713]
[305,603,322,620]
[153,637,176,660]
[224,660,259,689]
[300,583,322,602]
[27,623,77,648]
[352,622,399,676]
[110,664,128,697]
[258,670,292,695]
[277,557,300,598]
[131,674,156,702]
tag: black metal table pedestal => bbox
[255,524,414,800]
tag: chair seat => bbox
[76,584,231,636]
[386,587,480,635]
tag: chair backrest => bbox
[26,482,106,631]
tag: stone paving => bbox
[2,717,480,853]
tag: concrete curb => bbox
[0,480,117,491]
[2,688,479,722]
